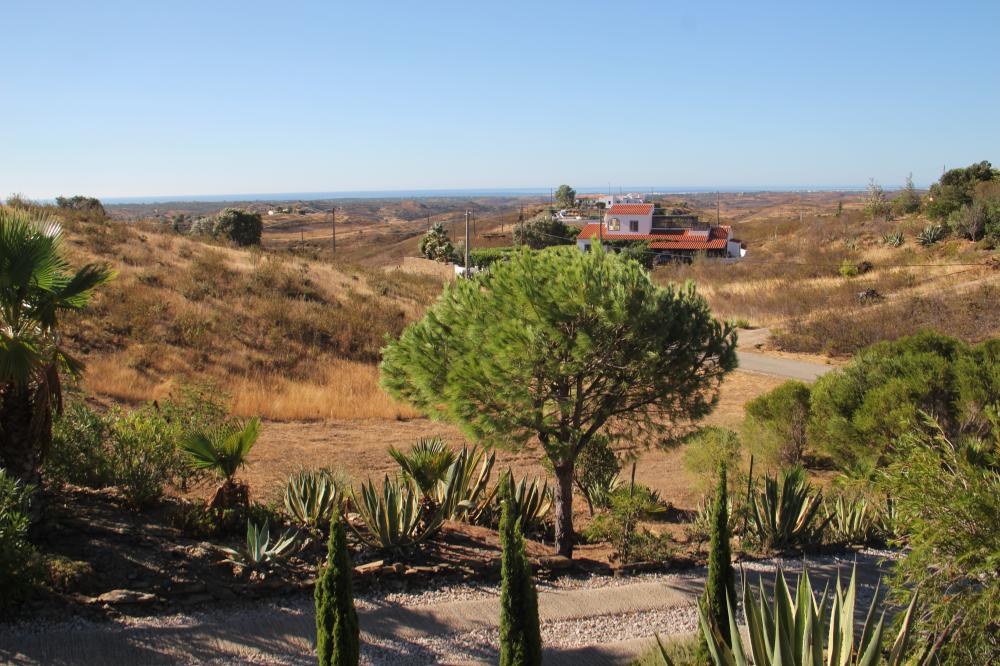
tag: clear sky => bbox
[3,0,999,199]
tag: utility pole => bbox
[331,207,336,253]
[518,206,524,247]
[464,210,471,278]
[716,192,720,225]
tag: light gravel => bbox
[0,549,897,666]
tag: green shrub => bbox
[469,247,515,269]
[743,380,810,469]
[315,515,359,666]
[698,464,735,660]
[48,401,113,487]
[807,332,999,469]
[573,434,621,513]
[418,223,454,262]
[106,406,186,508]
[213,208,262,246]
[681,427,741,494]
[584,483,670,563]
[838,258,859,277]
[880,416,1000,665]
[0,469,40,612]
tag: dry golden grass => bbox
[229,360,421,420]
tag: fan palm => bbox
[0,206,114,491]
[388,437,455,524]
[181,417,260,509]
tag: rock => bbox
[534,555,573,571]
[179,593,214,606]
[95,589,156,605]
[390,562,406,575]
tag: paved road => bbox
[737,351,833,382]
[0,554,890,666]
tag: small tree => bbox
[499,477,542,666]
[892,173,921,216]
[418,223,454,262]
[381,246,736,557]
[554,184,576,209]
[863,178,892,220]
[743,380,811,468]
[213,208,262,246]
[697,463,735,661]
[315,514,360,666]
[511,213,574,249]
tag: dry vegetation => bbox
[653,203,1000,356]
[58,213,443,419]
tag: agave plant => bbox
[917,224,945,246]
[433,445,496,521]
[583,471,623,512]
[476,470,553,532]
[686,493,740,545]
[881,231,904,247]
[350,475,439,553]
[687,565,931,666]
[283,468,339,530]
[826,495,877,545]
[181,417,261,510]
[219,520,298,572]
[748,466,828,551]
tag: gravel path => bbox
[0,550,895,666]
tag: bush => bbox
[573,434,621,513]
[48,401,113,487]
[807,332,999,469]
[743,380,810,469]
[583,483,671,563]
[511,213,575,249]
[948,201,988,240]
[106,406,186,508]
[681,427,741,494]
[880,416,1000,665]
[418,223,454,262]
[0,469,40,613]
[213,208,262,246]
[468,247,515,269]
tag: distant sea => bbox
[102,185,867,205]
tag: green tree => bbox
[380,246,736,557]
[554,184,576,209]
[54,195,106,216]
[499,476,542,666]
[926,160,999,220]
[418,222,454,262]
[315,514,360,666]
[0,207,114,489]
[213,208,262,246]
[697,463,735,661]
[743,380,811,468]
[891,173,922,216]
[512,213,574,249]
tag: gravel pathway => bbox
[0,549,895,666]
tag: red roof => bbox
[649,239,728,250]
[606,203,654,215]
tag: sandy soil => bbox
[241,370,785,510]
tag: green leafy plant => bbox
[499,475,542,666]
[584,482,670,563]
[0,469,40,613]
[685,493,742,546]
[315,515,359,666]
[916,223,945,246]
[695,565,928,666]
[748,466,827,551]
[284,468,340,530]
[418,223,454,262]
[480,471,553,534]
[105,406,186,508]
[212,208,262,246]
[181,417,260,510]
[219,520,298,573]
[350,475,438,553]
[573,434,621,514]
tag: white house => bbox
[576,203,745,261]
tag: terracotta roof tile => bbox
[606,203,654,215]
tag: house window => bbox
[607,218,620,231]
[629,219,639,232]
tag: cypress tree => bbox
[499,477,543,666]
[698,463,736,661]
[315,514,360,666]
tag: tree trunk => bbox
[552,461,575,558]
[0,385,43,487]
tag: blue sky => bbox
[3,1,998,199]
